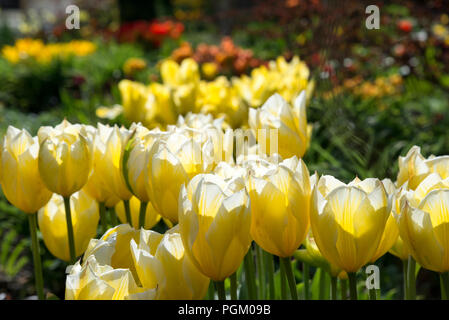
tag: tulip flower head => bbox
[38,190,99,261]
[246,156,311,257]
[179,173,252,281]
[310,176,390,273]
[0,126,53,213]
[115,196,161,230]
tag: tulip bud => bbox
[0,126,52,213]
[179,174,252,281]
[115,196,160,230]
[38,190,99,261]
[249,92,312,159]
[246,156,311,257]
[131,226,209,299]
[310,175,390,272]
[38,121,92,197]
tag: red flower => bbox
[397,19,413,33]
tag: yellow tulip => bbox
[146,129,214,223]
[115,196,160,230]
[395,173,449,272]
[370,178,400,262]
[396,145,449,190]
[118,80,152,125]
[131,226,210,299]
[310,175,390,273]
[246,156,311,257]
[0,126,52,213]
[124,124,166,203]
[38,190,99,261]
[179,173,252,281]
[38,121,92,197]
[249,92,312,159]
[83,124,121,206]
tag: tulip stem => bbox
[340,279,347,300]
[63,196,76,263]
[207,281,215,300]
[265,251,275,299]
[230,273,238,300]
[318,268,326,300]
[440,272,449,300]
[303,262,310,300]
[280,258,288,299]
[244,248,257,299]
[28,213,45,300]
[256,245,265,299]
[109,206,118,226]
[347,272,358,300]
[99,202,107,234]
[403,258,409,299]
[215,281,226,300]
[407,256,416,300]
[330,276,337,300]
[139,201,148,229]
[281,257,298,300]
[124,199,132,227]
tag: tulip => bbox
[0,126,53,299]
[248,92,312,159]
[246,156,311,258]
[310,175,390,299]
[38,190,99,261]
[131,226,210,299]
[178,173,252,294]
[146,129,214,223]
[66,224,155,300]
[118,80,151,125]
[394,173,449,299]
[124,124,166,228]
[38,120,92,262]
[396,145,449,189]
[115,196,160,230]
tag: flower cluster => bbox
[99,55,312,129]
[116,20,184,47]
[170,37,266,77]
[1,38,96,64]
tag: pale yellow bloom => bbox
[310,175,390,272]
[246,156,311,257]
[115,196,160,230]
[179,173,252,280]
[38,190,99,261]
[0,126,52,213]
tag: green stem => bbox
[99,202,107,234]
[265,251,275,299]
[109,206,118,226]
[330,276,337,300]
[281,257,298,300]
[303,262,310,300]
[369,288,377,300]
[139,201,148,229]
[407,256,416,300]
[63,196,76,263]
[348,272,358,300]
[28,213,45,300]
[124,199,132,227]
[215,280,226,300]
[244,248,257,299]
[207,281,215,300]
[340,278,347,300]
[230,273,238,300]
[280,258,288,299]
[318,268,326,300]
[440,272,449,300]
[256,245,265,299]
[403,258,409,300]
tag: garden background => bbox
[1,0,449,299]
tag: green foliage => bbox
[0,229,29,278]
